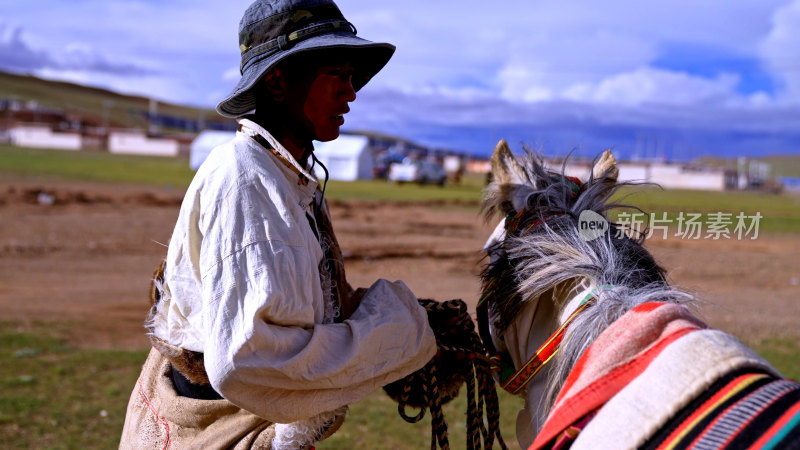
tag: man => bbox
[120,1,436,448]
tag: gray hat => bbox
[216,0,396,118]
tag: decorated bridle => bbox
[477,172,593,395]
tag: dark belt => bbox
[170,364,223,400]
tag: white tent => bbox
[190,130,235,170]
[312,135,373,181]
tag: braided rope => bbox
[428,363,449,450]
[397,369,428,423]
[391,299,508,450]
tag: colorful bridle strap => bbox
[497,291,596,395]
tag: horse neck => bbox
[506,281,596,447]
[504,282,588,446]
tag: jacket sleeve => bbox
[198,183,437,423]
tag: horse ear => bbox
[592,150,619,183]
[491,139,526,185]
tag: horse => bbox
[477,140,800,449]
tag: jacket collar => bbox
[237,118,319,202]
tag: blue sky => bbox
[1,0,799,159]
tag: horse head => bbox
[479,140,690,447]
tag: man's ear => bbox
[262,69,286,102]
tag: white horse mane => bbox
[481,141,695,416]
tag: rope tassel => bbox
[383,299,507,450]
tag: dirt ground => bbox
[1,176,798,350]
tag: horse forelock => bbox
[480,148,696,417]
[480,150,651,333]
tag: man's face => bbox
[283,57,357,143]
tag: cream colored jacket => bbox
[149,118,436,423]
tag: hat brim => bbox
[216,32,395,118]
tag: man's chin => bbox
[315,130,341,142]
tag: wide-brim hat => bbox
[216,0,395,118]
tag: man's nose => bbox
[342,76,356,102]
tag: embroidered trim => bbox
[137,377,171,450]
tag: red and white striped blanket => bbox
[531,302,800,449]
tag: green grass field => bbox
[1,321,798,449]
[0,144,196,187]
[0,321,524,449]
[0,322,146,449]
[611,185,800,235]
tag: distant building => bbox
[9,124,82,150]
[647,164,727,191]
[554,159,728,191]
[108,130,179,157]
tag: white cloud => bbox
[0,22,154,76]
[493,26,656,103]
[562,67,741,107]
[496,61,555,102]
[6,0,796,108]
[348,0,792,109]
[760,0,800,103]
[3,0,247,55]
[0,23,48,71]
